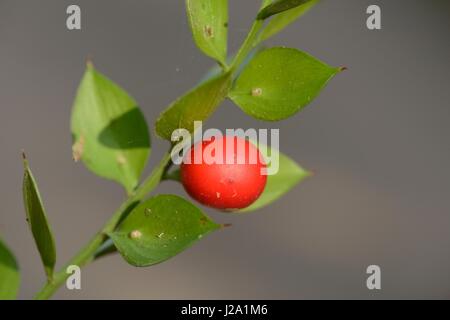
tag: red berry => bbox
[180,136,267,210]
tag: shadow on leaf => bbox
[98,108,150,149]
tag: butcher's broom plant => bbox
[0,0,344,299]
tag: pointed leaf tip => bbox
[85,56,94,69]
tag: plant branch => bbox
[230,20,264,72]
[35,0,272,300]
[34,150,172,300]
[229,0,271,72]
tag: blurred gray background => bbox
[1,0,449,299]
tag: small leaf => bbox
[229,47,341,121]
[162,167,181,182]
[71,64,151,194]
[259,0,319,42]
[0,237,20,300]
[109,195,220,267]
[257,0,313,20]
[156,72,231,141]
[22,154,56,280]
[186,0,228,66]
[241,145,310,212]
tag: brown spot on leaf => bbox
[204,25,214,38]
[72,135,85,162]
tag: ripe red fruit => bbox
[180,136,267,210]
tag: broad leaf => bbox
[259,0,319,42]
[241,145,311,212]
[229,47,341,121]
[257,0,313,20]
[0,238,20,300]
[71,64,151,194]
[109,195,220,267]
[156,72,231,141]
[22,154,56,280]
[186,0,228,66]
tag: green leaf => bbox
[156,72,231,140]
[22,154,56,280]
[257,0,313,20]
[109,195,220,267]
[162,167,181,182]
[0,238,20,300]
[259,0,319,42]
[199,46,264,86]
[229,47,342,121]
[186,0,228,66]
[71,64,151,194]
[241,145,311,212]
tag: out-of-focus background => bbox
[1,0,449,299]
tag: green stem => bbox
[229,0,271,72]
[34,151,172,300]
[133,152,172,201]
[230,20,263,72]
